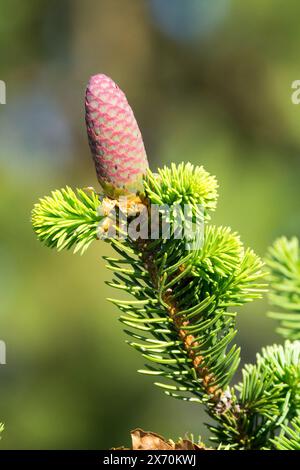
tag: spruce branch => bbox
[144,162,218,216]
[210,341,300,449]
[31,187,103,254]
[31,74,297,450]
[31,163,268,449]
[272,416,300,450]
[105,166,266,408]
[266,236,300,340]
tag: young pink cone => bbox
[85,74,149,198]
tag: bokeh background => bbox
[0,0,300,449]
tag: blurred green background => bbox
[0,0,300,449]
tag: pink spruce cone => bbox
[85,74,149,198]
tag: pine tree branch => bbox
[271,416,300,450]
[266,236,300,340]
[210,340,300,449]
[31,187,102,254]
[105,164,268,450]
[31,72,299,450]
[31,163,269,449]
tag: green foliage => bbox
[191,227,266,306]
[31,162,300,450]
[191,225,243,279]
[266,236,300,340]
[210,341,300,449]
[103,166,265,409]
[272,416,300,450]
[257,342,300,414]
[144,162,218,216]
[107,237,240,403]
[31,187,102,254]
[240,341,300,418]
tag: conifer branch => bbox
[210,340,300,449]
[266,236,300,340]
[31,187,102,254]
[32,168,300,450]
[272,416,300,450]
[30,73,300,450]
